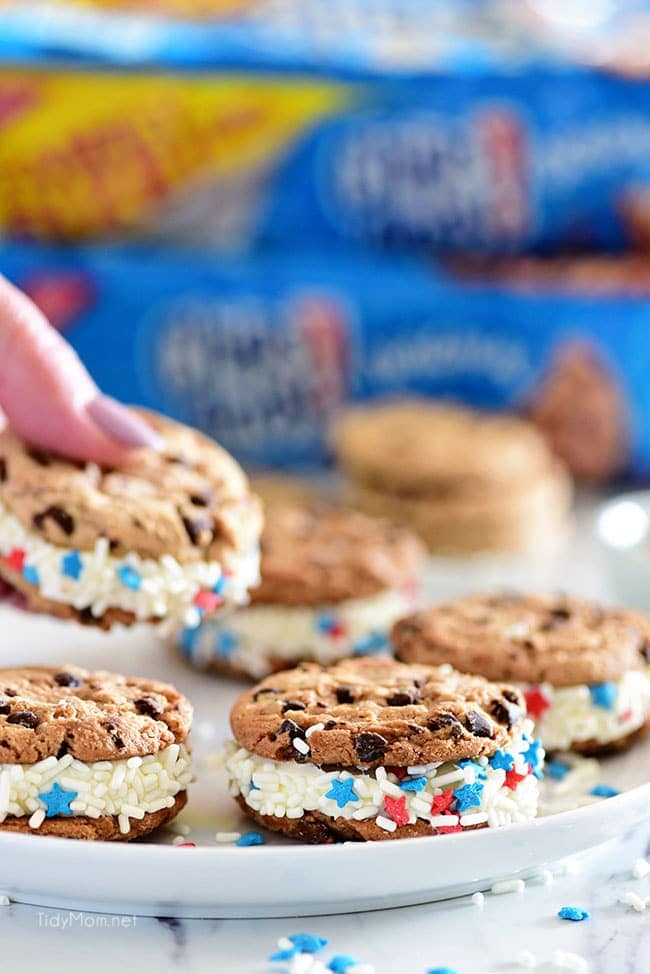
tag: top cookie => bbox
[230,657,525,768]
[0,665,192,764]
[0,409,262,564]
[333,401,557,494]
[251,504,425,606]
[392,593,650,687]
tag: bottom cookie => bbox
[568,719,650,758]
[0,791,187,841]
[235,794,484,843]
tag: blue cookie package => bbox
[0,240,647,481]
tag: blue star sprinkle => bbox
[452,780,484,813]
[489,750,515,772]
[269,946,299,962]
[558,906,590,922]
[215,630,238,659]
[352,632,389,656]
[427,969,459,974]
[22,565,40,586]
[523,738,544,778]
[589,682,618,710]
[328,956,359,973]
[38,782,78,818]
[289,934,328,954]
[590,784,620,798]
[325,778,359,808]
[546,760,571,780]
[236,831,265,847]
[180,627,198,654]
[459,759,488,781]
[400,776,427,792]
[60,549,83,580]
[117,565,142,591]
[316,613,336,634]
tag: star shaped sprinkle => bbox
[504,769,527,791]
[194,589,222,614]
[523,738,544,778]
[558,906,590,922]
[489,750,515,772]
[289,934,328,954]
[61,549,83,580]
[22,565,40,586]
[590,784,619,798]
[117,565,142,591]
[430,789,456,815]
[235,831,265,846]
[328,956,360,973]
[452,781,484,813]
[325,777,359,809]
[400,776,427,792]
[38,782,78,818]
[546,760,570,780]
[589,682,618,710]
[215,630,238,657]
[383,794,410,827]
[524,686,551,720]
[3,548,25,573]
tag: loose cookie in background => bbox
[225,657,543,843]
[0,665,192,839]
[179,504,425,679]
[0,410,262,628]
[393,592,650,755]
[332,400,572,554]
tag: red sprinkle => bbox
[619,708,633,724]
[386,767,408,780]
[176,842,196,848]
[3,548,25,573]
[328,621,348,639]
[193,590,222,613]
[437,814,463,835]
[524,686,551,721]
[383,794,410,827]
[431,789,456,815]
[504,769,527,791]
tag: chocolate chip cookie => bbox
[0,409,262,628]
[0,665,193,840]
[225,657,543,843]
[179,503,425,679]
[393,592,650,754]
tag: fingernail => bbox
[86,395,164,450]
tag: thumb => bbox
[0,275,162,465]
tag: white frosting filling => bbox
[0,743,192,835]
[180,588,412,677]
[529,670,650,752]
[0,498,260,626]
[225,722,541,833]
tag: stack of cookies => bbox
[333,401,572,554]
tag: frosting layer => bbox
[0,498,259,625]
[180,588,411,676]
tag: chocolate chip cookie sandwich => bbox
[0,410,262,628]
[393,593,650,755]
[333,401,572,554]
[180,504,424,679]
[0,665,192,840]
[224,657,543,843]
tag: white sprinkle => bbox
[471,891,485,908]
[375,815,397,832]
[292,738,310,756]
[28,809,45,830]
[215,831,242,843]
[460,812,489,827]
[624,890,647,912]
[516,949,537,968]
[0,895,9,907]
[632,858,650,879]
[491,878,525,895]
[305,723,325,739]
[551,949,588,972]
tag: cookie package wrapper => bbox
[0,2,649,255]
[1,241,648,483]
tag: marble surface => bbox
[1,491,649,972]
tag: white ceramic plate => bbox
[0,524,645,919]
